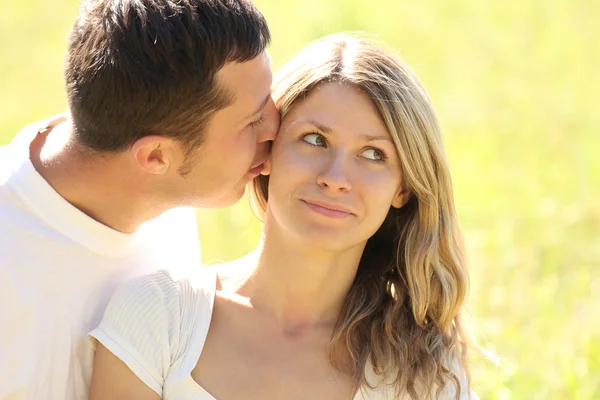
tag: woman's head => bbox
[261,80,409,251]
[253,34,452,251]
[251,34,473,398]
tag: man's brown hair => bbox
[65,0,270,153]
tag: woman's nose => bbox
[316,152,352,193]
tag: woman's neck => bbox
[236,215,367,334]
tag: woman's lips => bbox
[302,200,354,219]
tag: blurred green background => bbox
[1,0,598,398]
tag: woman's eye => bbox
[302,133,326,147]
[361,148,385,162]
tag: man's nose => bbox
[257,98,279,143]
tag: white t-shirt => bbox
[91,270,478,400]
[0,119,202,400]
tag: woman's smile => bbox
[300,199,355,219]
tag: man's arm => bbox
[89,343,160,400]
[0,270,34,399]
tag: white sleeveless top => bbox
[90,270,477,399]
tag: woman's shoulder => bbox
[117,268,218,299]
[358,357,478,400]
[103,268,218,331]
[92,268,218,372]
[209,251,260,291]
[90,270,217,396]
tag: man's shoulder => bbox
[138,206,202,266]
[0,143,14,187]
[0,115,67,186]
[142,206,199,237]
[157,206,198,224]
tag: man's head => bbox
[65,0,278,207]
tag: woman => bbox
[89,34,479,399]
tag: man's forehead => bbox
[216,57,272,115]
[218,51,271,80]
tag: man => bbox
[0,0,278,398]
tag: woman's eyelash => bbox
[365,147,388,162]
[250,115,265,128]
[301,133,387,162]
[301,132,327,147]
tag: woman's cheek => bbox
[275,142,312,169]
[361,169,402,198]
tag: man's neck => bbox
[29,122,168,233]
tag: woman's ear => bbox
[391,187,410,209]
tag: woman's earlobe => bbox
[391,188,410,209]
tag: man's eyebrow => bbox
[245,94,271,120]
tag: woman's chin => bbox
[291,226,367,252]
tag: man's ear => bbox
[131,135,176,175]
[391,186,410,209]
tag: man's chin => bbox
[200,188,246,209]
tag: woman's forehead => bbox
[281,83,390,138]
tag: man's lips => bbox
[248,162,264,175]
[301,199,355,218]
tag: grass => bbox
[1,0,598,398]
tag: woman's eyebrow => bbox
[288,119,393,143]
[358,133,394,143]
[289,119,332,133]
[284,119,331,134]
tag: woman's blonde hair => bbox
[250,33,475,399]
